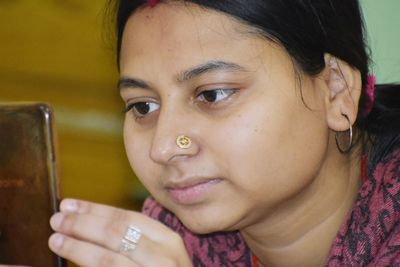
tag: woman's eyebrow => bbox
[118,60,247,91]
[118,78,150,91]
[177,60,247,82]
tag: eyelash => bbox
[124,88,237,120]
[196,88,237,104]
[124,101,160,121]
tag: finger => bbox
[50,212,184,267]
[51,212,146,255]
[48,233,139,267]
[59,198,121,217]
[58,199,173,243]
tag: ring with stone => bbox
[119,225,142,255]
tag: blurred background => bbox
[0,0,145,212]
[0,0,399,265]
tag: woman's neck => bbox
[241,142,362,267]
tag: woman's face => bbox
[120,3,329,233]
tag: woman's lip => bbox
[166,178,222,205]
[166,177,219,190]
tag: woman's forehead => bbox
[123,2,252,44]
[120,2,282,75]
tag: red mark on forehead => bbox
[148,0,159,7]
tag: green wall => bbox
[362,0,400,83]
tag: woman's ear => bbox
[321,53,362,131]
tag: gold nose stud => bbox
[176,135,192,149]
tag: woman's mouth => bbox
[166,178,222,205]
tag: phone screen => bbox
[0,103,65,267]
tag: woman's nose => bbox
[149,111,200,164]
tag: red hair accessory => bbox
[148,0,159,7]
[363,74,376,117]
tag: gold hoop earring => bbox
[335,114,353,153]
[176,135,191,149]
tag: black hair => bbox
[111,0,400,167]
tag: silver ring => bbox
[120,238,137,253]
[119,225,141,255]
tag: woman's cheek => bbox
[124,130,152,182]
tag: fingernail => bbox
[61,199,78,212]
[49,233,64,249]
[50,213,64,229]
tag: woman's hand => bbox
[48,199,193,267]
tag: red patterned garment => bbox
[142,150,400,266]
[327,149,400,266]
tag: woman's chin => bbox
[173,205,242,234]
[181,218,222,234]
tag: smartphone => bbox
[0,103,65,267]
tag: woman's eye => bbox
[125,102,160,118]
[197,89,236,103]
